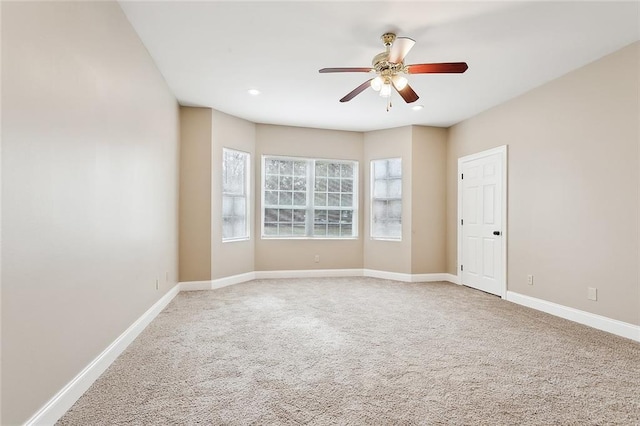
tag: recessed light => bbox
[412,105,424,111]
[248,89,260,96]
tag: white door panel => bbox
[459,148,506,297]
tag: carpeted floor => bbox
[58,277,640,425]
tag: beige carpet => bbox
[58,277,640,425]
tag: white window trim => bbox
[261,154,359,240]
[222,148,250,243]
[370,157,402,241]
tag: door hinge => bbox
[461,219,463,225]
[461,173,464,180]
[461,265,464,271]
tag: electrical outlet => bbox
[587,287,597,301]
[155,279,159,290]
[314,254,320,263]
[527,275,534,285]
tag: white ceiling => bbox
[119,1,639,132]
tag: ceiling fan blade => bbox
[340,78,374,102]
[319,67,373,73]
[389,37,416,63]
[406,62,468,74]
[393,82,419,104]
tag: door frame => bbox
[457,145,508,298]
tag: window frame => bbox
[370,157,402,241]
[222,147,250,243]
[261,154,359,240]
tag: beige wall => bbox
[446,42,640,325]
[1,2,180,424]
[211,110,256,279]
[411,126,448,274]
[255,125,364,271]
[363,127,413,273]
[179,107,212,281]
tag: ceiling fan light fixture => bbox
[379,82,392,98]
[370,76,383,91]
[392,75,408,90]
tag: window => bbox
[222,148,250,241]
[262,155,358,238]
[371,158,402,240]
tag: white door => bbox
[459,147,506,297]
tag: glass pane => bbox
[293,191,306,206]
[328,193,340,207]
[389,200,402,219]
[327,225,340,236]
[293,209,306,223]
[341,163,353,178]
[315,178,327,191]
[314,210,327,223]
[328,178,340,192]
[265,175,278,190]
[293,161,306,176]
[233,218,246,238]
[279,209,292,223]
[341,179,353,192]
[315,162,327,177]
[373,180,388,198]
[265,191,278,205]
[278,223,293,235]
[280,160,293,175]
[315,193,326,206]
[328,163,340,177]
[279,191,292,205]
[222,218,233,239]
[264,223,278,235]
[292,225,306,236]
[280,176,292,190]
[341,210,353,223]
[265,159,279,174]
[314,224,326,236]
[234,197,246,215]
[265,208,278,222]
[373,160,387,179]
[327,210,340,224]
[388,179,402,198]
[293,177,306,191]
[388,158,402,177]
[372,200,387,219]
[340,224,353,236]
[341,194,353,207]
[222,196,234,216]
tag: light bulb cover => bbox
[392,75,408,90]
[380,82,392,98]
[370,76,383,91]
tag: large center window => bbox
[262,155,358,239]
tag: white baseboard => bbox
[411,273,459,283]
[506,291,640,342]
[25,284,181,426]
[255,268,362,279]
[212,272,256,289]
[179,280,213,291]
[362,269,412,282]
[444,273,461,285]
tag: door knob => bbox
[493,231,501,236]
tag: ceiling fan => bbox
[319,33,468,109]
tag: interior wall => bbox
[363,127,413,274]
[411,126,448,274]
[446,42,640,325]
[1,2,180,424]
[211,110,256,279]
[179,107,212,282]
[255,124,364,271]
